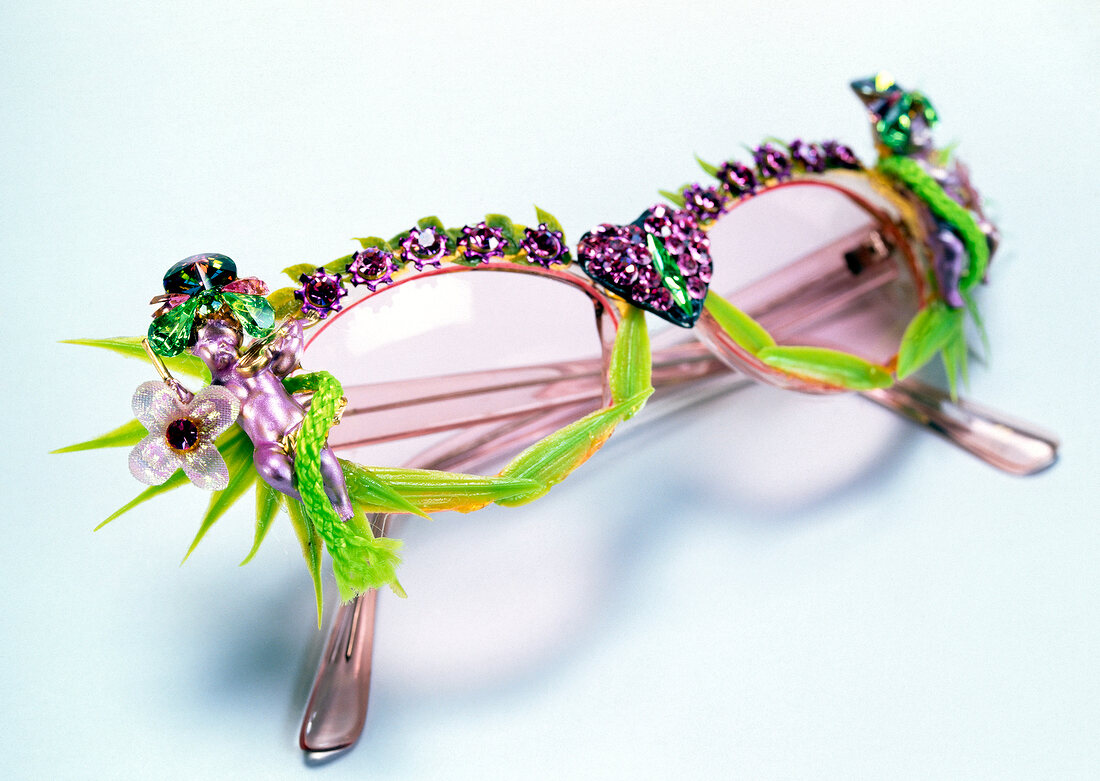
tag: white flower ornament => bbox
[128,381,240,490]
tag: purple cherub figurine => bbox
[189,314,355,520]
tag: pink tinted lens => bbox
[703,181,920,384]
[301,268,609,466]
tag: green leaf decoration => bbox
[53,418,147,453]
[96,470,192,530]
[896,302,965,379]
[323,253,356,275]
[357,468,542,513]
[941,324,969,400]
[876,156,989,291]
[340,460,431,519]
[658,189,687,208]
[285,497,325,624]
[61,337,210,382]
[608,304,652,404]
[703,292,776,355]
[240,481,284,566]
[389,231,410,250]
[533,205,564,234]
[756,346,894,390]
[266,287,301,320]
[95,426,252,530]
[416,215,446,231]
[354,237,394,251]
[181,432,259,563]
[282,263,318,282]
[960,288,990,358]
[695,154,720,177]
[496,389,653,506]
[485,213,519,251]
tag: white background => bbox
[2,2,1098,779]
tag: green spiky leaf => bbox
[267,287,301,320]
[756,346,893,390]
[416,215,446,231]
[181,433,259,563]
[960,288,990,359]
[695,154,720,177]
[608,305,652,404]
[354,236,394,251]
[496,389,653,506]
[286,498,325,624]
[61,337,210,383]
[282,263,318,282]
[53,418,147,453]
[658,189,687,208]
[323,253,356,275]
[96,470,192,530]
[241,481,284,566]
[356,468,541,513]
[703,292,776,355]
[533,205,564,235]
[897,302,965,379]
[341,461,431,518]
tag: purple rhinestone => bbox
[643,204,677,239]
[644,286,673,312]
[634,263,661,293]
[295,268,348,318]
[400,226,451,270]
[600,256,639,286]
[677,253,699,276]
[165,417,200,451]
[522,224,569,266]
[695,258,713,283]
[459,222,508,263]
[686,277,708,301]
[681,184,725,220]
[822,140,861,170]
[754,144,793,181]
[346,248,398,292]
[717,160,757,197]
[789,138,827,173]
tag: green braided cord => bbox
[876,155,989,291]
[290,370,403,600]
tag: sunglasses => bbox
[59,72,1058,756]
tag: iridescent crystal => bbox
[681,184,726,220]
[163,253,237,294]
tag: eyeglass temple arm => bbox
[300,401,605,754]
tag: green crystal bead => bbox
[220,292,276,338]
[147,295,202,357]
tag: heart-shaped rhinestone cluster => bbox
[577,204,712,327]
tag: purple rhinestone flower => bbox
[680,184,726,221]
[400,226,451,270]
[822,140,862,170]
[717,160,757,197]
[295,268,348,319]
[346,247,399,292]
[522,223,569,266]
[458,222,508,264]
[754,143,793,181]
[789,138,827,173]
[128,380,240,491]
